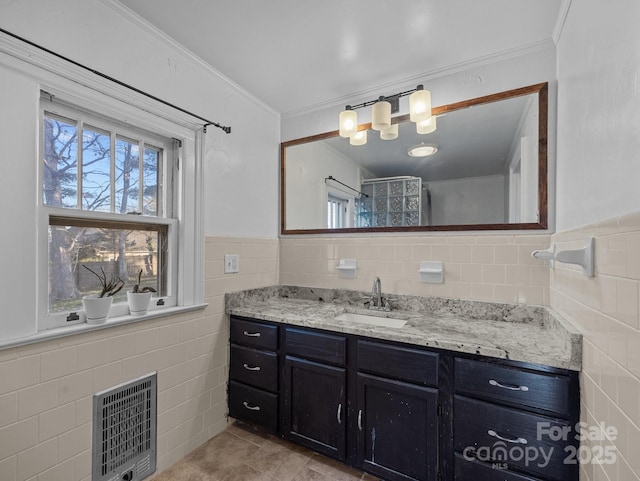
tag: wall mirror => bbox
[281,83,547,234]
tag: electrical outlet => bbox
[224,254,239,274]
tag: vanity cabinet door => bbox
[356,372,439,481]
[283,355,347,460]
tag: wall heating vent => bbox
[93,372,157,481]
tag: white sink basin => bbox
[334,312,408,328]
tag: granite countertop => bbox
[226,286,582,371]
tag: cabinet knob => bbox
[337,403,342,424]
[357,409,363,431]
[243,331,261,337]
[488,379,529,391]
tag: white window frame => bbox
[35,84,204,333]
[325,186,354,229]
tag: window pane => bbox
[143,147,160,216]
[82,128,111,212]
[43,114,78,208]
[48,223,164,312]
[115,137,139,213]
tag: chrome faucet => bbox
[365,276,394,311]
[372,276,382,309]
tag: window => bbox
[327,192,354,229]
[40,95,179,328]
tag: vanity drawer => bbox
[230,316,278,350]
[228,381,278,432]
[454,396,573,481]
[230,344,278,392]
[454,453,545,481]
[357,340,439,386]
[455,358,572,416]
[285,327,346,366]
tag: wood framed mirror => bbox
[281,82,548,234]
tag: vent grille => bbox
[93,373,157,481]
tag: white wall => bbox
[285,141,363,229]
[0,0,280,239]
[555,0,640,231]
[505,96,539,223]
[553,2,640,480]
[427,175,505,225]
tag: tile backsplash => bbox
[280,234,552,306]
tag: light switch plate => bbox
[224,254,239,274]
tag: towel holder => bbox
[531,237,594,277]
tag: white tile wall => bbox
[2,224,637,480]
[551,212,640,481]
[0,236,279,481]
[280,234,552,305]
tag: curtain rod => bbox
[325,176,369,198]
[0,27,231,134]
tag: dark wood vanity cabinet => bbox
[453,358,579,481]
[228,316,579,481]
[283,327,348,460]
[228,316,279,432]
[356,340,440,481]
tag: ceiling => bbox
[117,0,565,116]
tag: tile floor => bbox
[151,422,380,481]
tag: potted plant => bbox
[127,269,157,316]
[82,265,124,324]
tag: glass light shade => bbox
[371,100,391,131]
[339,109,358,138]
[417,115,437,134]
[350,130,367,146]
[409,88,432,123]
[408,144,438,157]
[380,124,398,140]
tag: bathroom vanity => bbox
[226,286,581,481]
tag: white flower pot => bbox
[127,291,152,316]
[82,295,113,324]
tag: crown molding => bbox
[99,0,279,120]
[552,0,573,45]
[282,38,556,120]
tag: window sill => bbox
[0,304,207,351]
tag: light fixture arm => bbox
[345,85,424,111]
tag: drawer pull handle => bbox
[357,409,363,431]
[489,379,529,391]
[243,331,261,337]
[337,403,342,424]
[487,429,528,444]
[243,401,261,411]
[243,363,261,371]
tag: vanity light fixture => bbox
[380,124,398,140]
[350,130,367,146]
[338,84,434,146]
[417,115,437,134]
[371,97,392,131]
[408,144,438,158]
[409,85,432,123]
[339,107,358,138]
